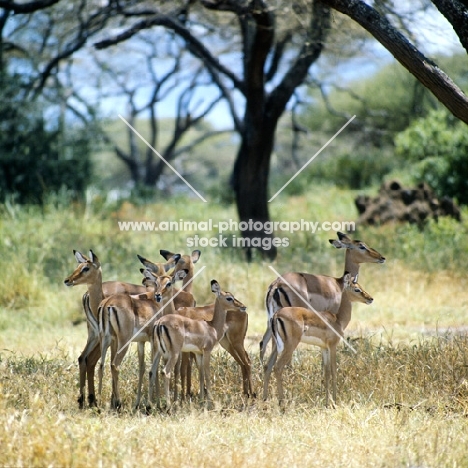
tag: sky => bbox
[77,2,465,131]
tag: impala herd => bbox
[64,232,385,411]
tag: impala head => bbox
[211,279,247,313]
[64,250,101,287]
[141,268,188,302]
[160,249,201,273]
[345,275,374,305]
[137,253,181,276]
[329,231,385,264]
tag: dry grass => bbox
[1,192,468,466]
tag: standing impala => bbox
[64,250,181,408]
[175,299,254,398]
[263,275,374,406]
[98,269,186,409]
[149,280,246,409]
[138,250,201,402]
[260,231,385,362]
[137,250,199,308]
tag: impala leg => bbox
[273,344,295,405]
[174,354,182,403]
[148,349,161,410]
[77,333,99,408]
[202,350,212,406]
[259,325,273,364]
[98,333,112,408]
[85,344,101,407]
[262,344,278,401]
[163,351,180,409]
[180,353,193,400]
[134,342,145,409]
[193,354,204,402]
[110,341,127,410]
[330,344,337,406]
[322,348,331,408]
[220,335,254,397]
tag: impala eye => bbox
[226,297,233,302]
[82,267,90,272]
[359,244,367,250]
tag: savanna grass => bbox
[1,190,468,466]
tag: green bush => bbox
[0,75,92,204]
[395,109,468,204]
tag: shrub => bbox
[395,109,468,204]
[0,74,92,204]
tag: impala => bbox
[64,250,181,408]
[149,280,246,409]
[159,249,201,294]
[138,249,200,307]
[138,251,201,403]
[175,299,254,398]
[263,275,374,406]
[97,269,186,409]
[260,231,385,362]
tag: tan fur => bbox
[260,232,385,362]
[97,270,185,409]
[149,280,246,409]
[176,301,254,397]
[263,278,374,406]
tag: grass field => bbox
[1,187,468,467]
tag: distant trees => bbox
[1,0,468,258]
[0,0,112,203]
[89,32,231,191]
[0,73,91,203]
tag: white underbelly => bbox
[301,335,326,348]
[182,343,202,354]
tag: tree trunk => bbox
[232,121,277,261]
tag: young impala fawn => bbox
[260,231,385,362]
[149,280,247,409]
[263,274,374,407]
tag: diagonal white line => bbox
[116,266,206,354]
[268,115,356,202]
[268,265,356,354]
[118,114,208,203]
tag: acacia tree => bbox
[96,1,332,260]
[90,33,229,189]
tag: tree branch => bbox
[0,0,60,13]
[430,0,468,54]
[267,2,331,123]
[94,12,245,93]
[320,0,468,125]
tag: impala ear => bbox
[89,250,99,265]
[191,250,201,263]
[163,253,180,272]
[211,279,221,295]
[74,250,88,263]
[329,239,345,249]
[142,268,156,281]
[137,254,150,266]
[173,269,188,281]
[159,249,175,261]
[343,272,351,288]
[337,231,351,241]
